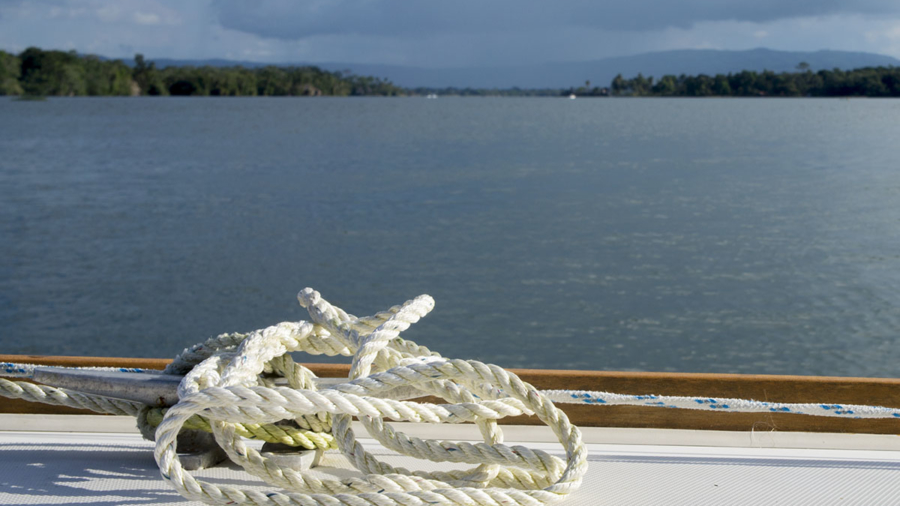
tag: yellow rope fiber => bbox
[144,407,338,450]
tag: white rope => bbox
[2,288,900,506]
[0,377,144,416]
[151,289,587,506]
[1,361,152,379]
[547,390,900,419]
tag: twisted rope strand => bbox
[143,407,337,449]
[549,390,900,419]
[4,288,900,506]
[147,289,587,506]
[0,377,143,416]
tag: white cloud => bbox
[863,21,900,56]
[133,11,161,25]
[95,4,121,22]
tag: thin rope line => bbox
[1,288,897,506]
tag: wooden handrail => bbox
[3,354,899,434]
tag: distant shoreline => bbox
[3,47,899,98]
[5,94,891,100]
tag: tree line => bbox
[3,47,900,98]
[0,47,405,97]
[609,66,900,97]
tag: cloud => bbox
[133,11,161,25]
[863,20,900,55]
[0,0,181,26]
[212,0,900,40]
[95,3,121,22]
[3,0,900,67]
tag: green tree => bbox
[20,47,88,96]
[0,50,23,95]
[631,73,652,96]
[611,74,626,96]
[684,75,712,96]
[256,66,291,95]
[132,54,168,95]
[652,75,679,96]
[83,56,132,96]
[168,80,195,95]
[712,75,732,96]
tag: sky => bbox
[2,0,900,67]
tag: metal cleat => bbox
[31,367,345,470]
[177,429,229,470]
[261,441,323,470]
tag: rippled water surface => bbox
[2,97,900,376]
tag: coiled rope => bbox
[2,288,899,505]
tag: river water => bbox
[2,96,900,377]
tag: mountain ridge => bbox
[142,48,899,89]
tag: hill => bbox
[148,48,900,89]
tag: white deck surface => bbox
[2,415,900,505]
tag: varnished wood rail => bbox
[3,354,900,434]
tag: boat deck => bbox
[3,414,899,505]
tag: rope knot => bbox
[152,288,587,506]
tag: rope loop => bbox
[153,288,588,506]
[8,288,900,504]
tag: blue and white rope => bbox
[545,390,900,419]
[1,361,154,379]
[4,360,900,420]
[3,288,900,506]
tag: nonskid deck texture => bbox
[2,417,900,506]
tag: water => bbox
[2,96,900,377]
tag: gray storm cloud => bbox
[3,0,900,67]
[213,0,899,39]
